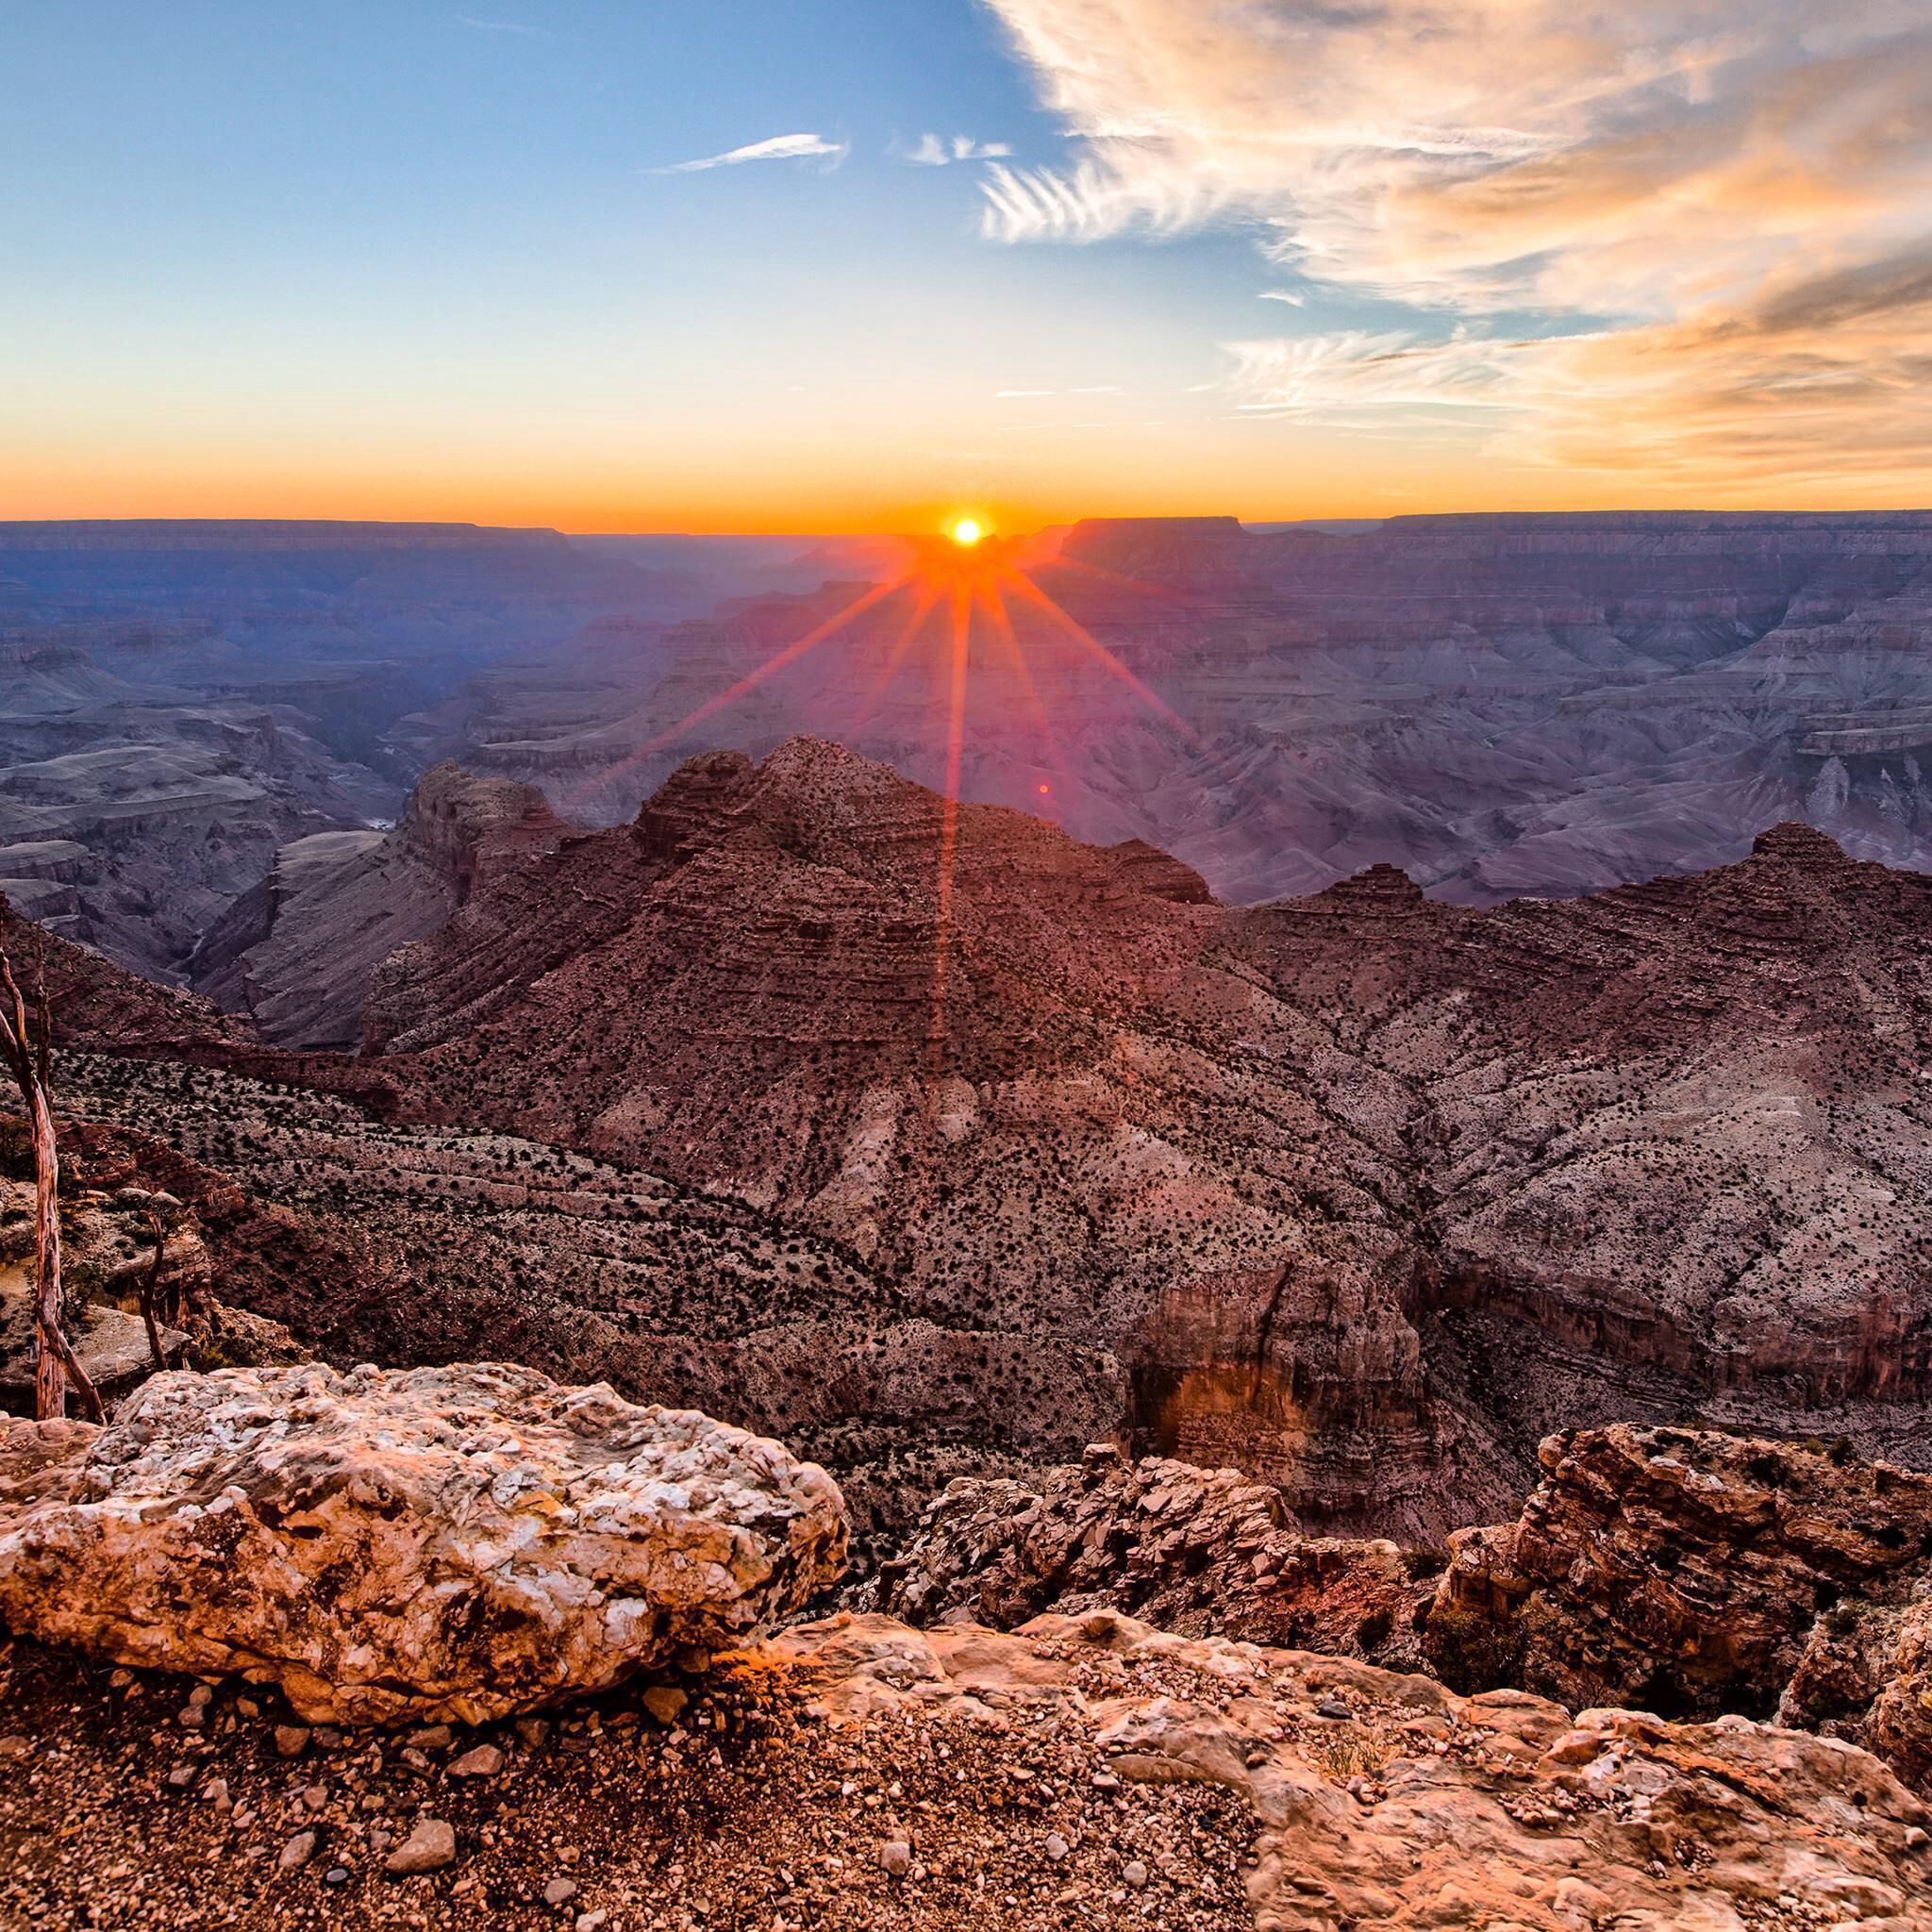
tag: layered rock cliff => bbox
[302,743,1932,1532]
[20,739,1932,1552]
[1428,1424,1932,1792]
[189,762,569,1047]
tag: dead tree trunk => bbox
[0,947,103,1423]
[139,1207,169,1374]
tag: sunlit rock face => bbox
[0,1362,847,1724]
[432,508,1932,905]
[1426,1423,1932,1794]
[1123,1258,1462,1535]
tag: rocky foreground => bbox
[4,1608,1927,1932]
[0,1365,1930,1928]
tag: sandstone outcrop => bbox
[14,1597,1924,1929]
[762,1608,1932,1931]
[1427,1423,1932,1790]
[864,1447,1435,1670]
[0,1361,847,1723]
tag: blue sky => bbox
[6,2,1929,527]
[1,3,1280,528]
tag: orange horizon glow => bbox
[574,518,1184,824]
[9,453,1932,540]
[12,489,1932,537]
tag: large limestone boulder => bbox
[0,1362,847,1724]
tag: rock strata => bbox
[1428,1423,1932,1789]
[344,744,1932,1531]
[0,1361,847,1723]
[22,743,1932,1547]
[864,1448,1435,1670]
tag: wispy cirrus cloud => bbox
[978,0,1932,491]
[653,133,848,175]
[456,14,541,33]
[904,134,1014,166]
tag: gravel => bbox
[0,1632,1258,1931]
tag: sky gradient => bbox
[6,1,1931,531]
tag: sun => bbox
[947,515,988,548]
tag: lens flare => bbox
[948,515,987,548]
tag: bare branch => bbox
[29,962,52,1095]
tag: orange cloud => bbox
[983,0,1932,491]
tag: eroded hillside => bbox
[24,739,1928,1547]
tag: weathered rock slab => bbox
[1427,1422,1932,1792]
[758,1609,1932,1931]
[0,1361,847,1724]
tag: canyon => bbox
[0,519,874,983]
[17,511,1932,997]
[7,511,1932,1926]
[422,509,1932,908]
[10,737,1932,1557]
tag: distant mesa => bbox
[0,518,571,553]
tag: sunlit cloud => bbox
[980,0,1932,491]
[1222,331,1551,418]
[654,133,848,175]
[905,134,1014,166]
[455,14,541,33]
